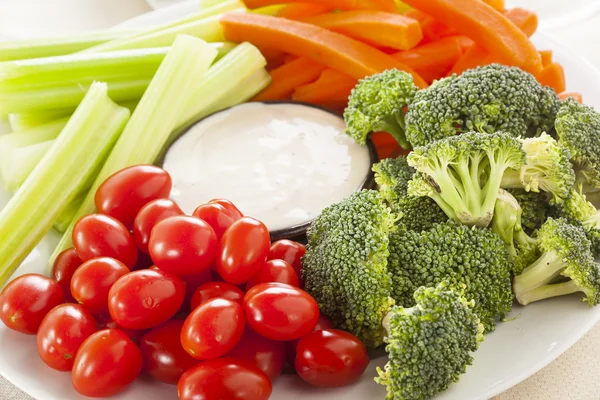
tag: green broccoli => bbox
[555,98,600,191]
[500,133,575,204]
[344,69,418,149]
[376,282,484,400]
[302,190,397,348]
[407,131,525,227]
[388,220,514,331]
[405,64,561,147]
[507,188,549,234]
[513,218,600,306]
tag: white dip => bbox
[163,102,371,231]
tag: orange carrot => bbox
[276,3,333,20]
[404,10,451,42]
[402,0,542,74]
[558,92,583,103]
[539,50,553,66]
[372,132,410,159]
[292,69,357,109]
[392,36,463,82]
[455,36,475,52]
[537,62,566,93]
[302,11,423,50]
[485,0,505,11]
[253,57,326,101]
[244,0,383,11]
[283,54,296,63]
[260,47,287,69]
[447,45,489,76]
[221,13,428,87]
[370,0,398,12]
[504,8,538,37]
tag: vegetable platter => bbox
[1,1,600,400]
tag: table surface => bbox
[0,1,599,399]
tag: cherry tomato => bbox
[286,314,334,365]
[70,257,130,315]
[178,358,271,400]
[227,329,286,380]
[182,269,213,312]
[208,199,243,220]
[132,251,154,271]
[72,329,143,397]
[244,283,319,341]
[149,216,217,277]
[133,198,183,254]
[95,165,172,229]
[139,320,198,384]
[96,314,147,344]
[51,248,83,302]
[36,304,96,371]
[246,259,299,290]
[268,240,306,288]
[181,298,245,360]
[108,269,185,330]
[193,203,237,239]
[73,214,138,269]
[216,217,270,285]
[0,274,64,334]
[295,329,369,388]
[190,281,244,310]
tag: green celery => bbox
[50,35,218,264]
[0,82,130,285]
[1,140,55,193]
[54,196,84,233]
[8,110,71,132]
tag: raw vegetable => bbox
[226,328,287,380]
[243,0,384,11]
[559,92,583,103]
[537,62,566,93]
[392,36,463,82]
[291,69,357,109]
[51,248,82,303]
[134,199,185,253]
[1,140,54,193]
[504,7,538,37]
[246,259,300,289]
[0,82,130,286]
[447,44,489,75]
[540,49,553,66]
[253,57,326,101]
[275,3,333,20]
[8,109,72,132]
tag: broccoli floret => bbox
[507,189,549,234]
[373,157,449,232]
[302,190,397,348]
[388,220,514,331]
[407,131,525,227]
[500,133,575,204]
[344,69,418,149]
[376,282,484,400]
[405,64,561,147]
[552,189,600,257]
[513,218,600,306]
[555,98,600,190]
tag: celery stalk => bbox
[1,140,55,193]
[8,110,71,132]
[54,196,84,233]
[49,35,218,264]
[0,82,130,285]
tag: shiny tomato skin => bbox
[286,314,334,365]
[227,329,286,380]
[244,283,319,341]
[72,214,138,269]
[182,269,213,311]
[51,248,83,303]
[208,198,243,220]
[178,358,271,400]
[216,217,270,285]
[149,216,218,277]
[268,240,306,288]
[0,274,64,335]
[181,298,245,360]
[108,269,185,330]
[95,164,172,229]
[70,257,130,315]
[133,198,183,254]
[246,259,299,290]
[190,281,244,310]
[72,329,143,397]
[96,314,147,344]
[36,304,96,371]
[139,320,198,384]
[192,203,236,239]
[295,329,369,388]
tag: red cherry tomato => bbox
[139,320,198,384]
[286,314,334,365]
[181,298,245,360]
[51,248,83,302]
[227,329,286,380]
[193,203,236,239]
[95,165,172,229]
[246,259,299,290]
[73,214,138,269]
[0,274,64,334]
[36,304,96,371]
[182,269,213,311]
[149,216,217,277]
[96,314,147,344]
[132,251,154,271]
[216,217,270,285]
[268,240,306,288]
[190,281,244,310]
[108,269,185,330]
[72,329,143,397]
[244,283,319,341]
[295,329,369,388]
[133,198,183,254]
[70,257,130,315]
[178,358,271,400]
[208,199,243,220]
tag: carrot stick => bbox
[455,36,475,52]
[402,0,542,74]
[537,62,566,93]
[392,36,463,82]
[370,0,398,12]
[276,3,333,20]
[292,69,357,109]
[447,44,488,75]
[302,11,423,50]
[253,57,326,101]
[283,54,296,63]
[221,12,428,87]
[372,132,409,159]
[260,47,287,69]
[404,10,451,42]
[504,8,538,37]
[244,0,383,11]
[539,50,553,66]
[485,0,505,11]
[558,92,583,103]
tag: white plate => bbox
[1,6,600,400]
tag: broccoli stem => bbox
[512,251,567,298]
[516,280,580,305]
[499,168,524,189]
[379,114,411,150]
